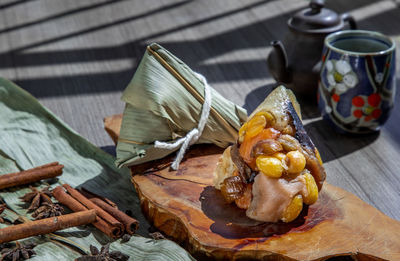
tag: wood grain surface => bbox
[0,0,399,234]
[104,115,400,260]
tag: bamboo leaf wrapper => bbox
[116,43,247,167]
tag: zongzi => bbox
[116,43,247,169]
[213,86,326,223]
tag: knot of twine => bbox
[154,72,212,170]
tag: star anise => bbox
[75,243,129,261]
[120,234,131,243]
[31,203,63,220]
[149,231,165,240]
[0,241,36,260]
[19,186,52,211]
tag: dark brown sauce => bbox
[200,186,341,247]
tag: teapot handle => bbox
[341,13,357,29]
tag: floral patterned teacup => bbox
[318,30,396,133]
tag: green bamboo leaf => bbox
[0,78,195,260]
[1,208,22,223]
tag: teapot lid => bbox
[288,0,342,34]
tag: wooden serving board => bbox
[105,114,400,260]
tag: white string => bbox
[154,72,212,170]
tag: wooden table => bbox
[0,0,399,225]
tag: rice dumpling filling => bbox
[214,111,325,223]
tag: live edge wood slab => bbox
[105,114,400,260]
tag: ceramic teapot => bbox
[267,0,356,96]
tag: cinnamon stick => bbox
[0,209,96,243]
[90,197,139,234]
[53,186,87,212]
[53,186,123,238]
[80,187,117,208]
[0,162,63,190]
[31,162,59,170]
[62,184,123,227]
